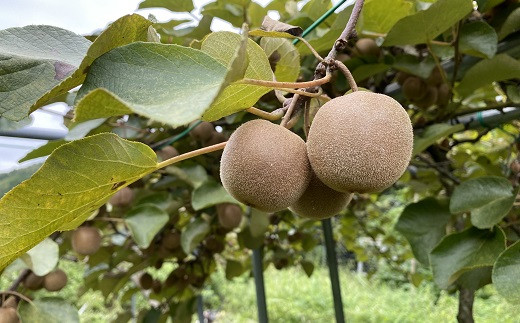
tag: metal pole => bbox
[252,248,269,323]
[322,218,345,323]
[197,294,204,323]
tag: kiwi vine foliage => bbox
[0,0,519,321]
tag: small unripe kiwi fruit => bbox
[152,280,162,294]
[511,160,520,174]
[71,226,102,255]
[307,91,413,193]
[396,72,410,85]
[205,132,227,146]
[414,86,438,109]
[426,67,443,86]
[0,307,19,323]
[190,121,215,142]
[217,203,242,229]
[43,269,68,292]
[436,83,450,105]
[23,272,44,290]
[402,77,427,100]
[353,38,380,57]
[109,187,134,207]
[162,231,181,250]
[220,119,311,212]
[139,273,153,290]
[157,146,179,161]
[290,172,353,219]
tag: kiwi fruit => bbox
[217,203,243,229]
[220,119,311,212]
[414,86,438,109]
[1,297,17,309]
[71,226,102,255]
[152,280,162,294]
[205,132,227,146]
[23,272,44,290]
[437,83,450,105]
[396,72,410,85]
[0,307,19,323]
[162,231,181,250]
[353,38,380,57]
[190,121,215,142]
[426,67,443,86]
[157,146,179,161]
[109,187,134,207]
[290,171,353,219]
[307,91,413,193]
[511,160,520,174]
[402,77,427,100]
[43,269,68,292]
[139,273,153,290]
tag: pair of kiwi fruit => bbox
[0,297,19,323]
[398,68,450,108]
[220,91,413,219]
[23,269,68,292]
[71,226,102,255]
[191,121,227,147]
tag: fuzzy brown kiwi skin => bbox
[139,273,154,290]
[216,204,242,229]
[157,146,179,161]
[43,269,68,292]
[436,83,450,105]
[109,187,134,207]
[353,38,380,57]
[190,121,215,142]
[402,77,427,100]
[290,171,353,220]
[220,119,311,212]
[414,86,438,109]
[72,226,102,255]
[0,307,19,323]
[307,92,413,193]
[23,272,44,290]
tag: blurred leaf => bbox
[238,226,264,249]
[191,181,238,211]
[450,176,516,229]
[225,259,244,279]
[393,54,436,79]
[493,240,520,302]
[457,54,520,97]
[20,238,59,276]
[247,2,268,29]
[75,42,228,127]
[139,0,194,12]
[459,21,497,59]
[143,308,162,323]
[352,64,390,81]
[476,0,506,12]
[395,198,451,265]
[302,0,332,21]
[0,133,157,270]
[430,227,505,289]
[0,164,41,196]
[166,165,208,189]
[384,0,473,46]
[170,297,196,323]
[18,297,79,323]
[413,123,465,156]
[250,209,269,237]
[260,37,300,82]
[498,8,520,40]
[457,267,492,291]
[181,218,210,254]
[300,260,315,277]
[360,0,413,34]
[125,204,169,248]
[201,32,273,121]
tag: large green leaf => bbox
[395,198,451,265]
[359,0,413,34]
[0,25,90,120]
[125,204,169,248]
[0,133,157,270]
[181,218,210,254]
[498,8,520,40]
[201,32,273,121]
[75,42,228,127]
[20,238,59,276]
[19,298,79,323]
[260,37,300,82]
[430,227,505,289]
[413,123,465,156]
[384,0,473,46]
[393,54,436,79]
[456,54,520,97]
[450,176,516,229]
[459,21,497,59]
[191,181,238,211]
[139,0,194,12]
[492,240,520,303]
[250,209,269,237]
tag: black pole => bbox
[197,294,204,323]
[322,218,345,323]
[252,247,269,323]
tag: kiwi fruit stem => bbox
[156,142,226,169]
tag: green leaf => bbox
[0,25,90,120]
[359,0,413,34]
[300,260,315,277]
[75,42,228,127]
[450,176,516,229]
[302,0,332,21]
[413,123,465,156]
[74,90,132,123]
[352,64,390,81]
[250,209,269,237]
[492,240,520,303]
[32,15,153,114]
[0,164,41,196]
[457,54,520,97]
[395,198,451,265]
[249,30,297,39]
[430,227,505,289]
[457,267,492,291]
[19,297,79,323]
[393,54,436,79]
[191,180,238,211]
[139,0,194,12]
[125,204,169,248]
[181,218,210,254]
[0,133,157,270]
[498,8,520,40]
[225,259,244,279]
[260,37,300,82]
[459,21,498,58]
[201,32,273,121]
[384,0,473,46]
[20,238,59,276]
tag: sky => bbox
[0,0,347,173]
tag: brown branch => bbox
[416,155,460,184]
[325,0,365,61]
[281,94,300,128]
[335,60,358,92]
